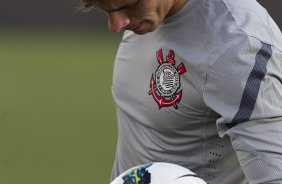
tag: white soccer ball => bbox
[110,162,207,184]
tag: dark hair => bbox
[79,0,95,11]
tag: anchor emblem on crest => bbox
[149,49,186,109]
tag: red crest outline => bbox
[148,49,186,109]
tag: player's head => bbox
[80,0,188,35]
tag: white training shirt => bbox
[110,0,282,183]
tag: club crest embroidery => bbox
[149,49,186,109]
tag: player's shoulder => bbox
[221,0,282,50]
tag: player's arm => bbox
[203,36,282,183]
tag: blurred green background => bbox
[0,28,121,184]
[0,0,281,184]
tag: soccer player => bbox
[80,0,282,183]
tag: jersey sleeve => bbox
[203,36,282,183]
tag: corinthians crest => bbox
[149,49,186,109]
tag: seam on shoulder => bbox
[202,35,249,99]
[222,0,274,46]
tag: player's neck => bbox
[166,0,189,18]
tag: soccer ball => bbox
[110,162,207,184]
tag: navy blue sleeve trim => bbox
[226,42,272,128]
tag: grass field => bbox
[0,28,121,184]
